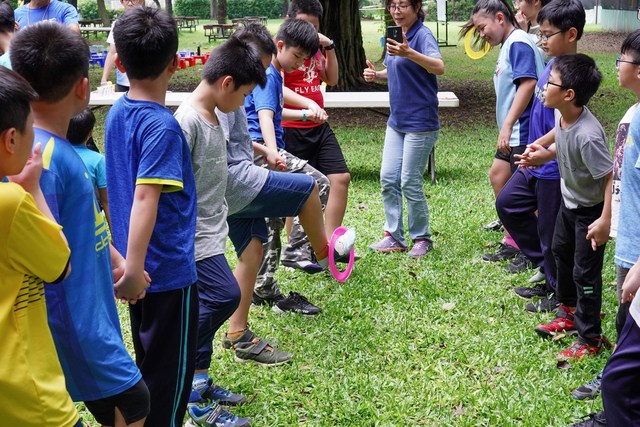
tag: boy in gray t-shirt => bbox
[531,54,613,361]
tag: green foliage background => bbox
[227,0,283,19]
[174,0,210,18]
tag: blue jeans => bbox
[380,126,438,246]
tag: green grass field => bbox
[82,18,634,426]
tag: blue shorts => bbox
[227,171,315,256]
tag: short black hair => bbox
[287,0,323,20]
[113,7,178,80]
[0,0,15,34]
[10,21,88,103]
[0,67,37,134]
[537,0,585,40]
[276,18,319,58]
[232,23,276,57]
[202,37,267,89]
[621,29,640,64]
[552,54,601,106]
[67,108,96,145]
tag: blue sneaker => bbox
[191,378,246,406]
[186,402,251,427]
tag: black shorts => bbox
[283,123,350,175]
[84,379,150,425]
[494,145,527,173]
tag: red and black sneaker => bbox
[534,305,577,338]
[556,337,611,361]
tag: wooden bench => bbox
[89,91,459,183]
[203,23,237,42]
[175,16,198,31]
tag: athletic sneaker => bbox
[369,232,407,253]
[222,328,293,366]
[571,371,603,400]
[251,292,284,307]
[408,239,433,258]
[273,291,322,315]
[556,337,609,361]
[525,295,559,313]
[534,305,576,337]
[281,257,324,274]
[504,254,533,273]
[567,411,606,427]
[514,283,548,299]
[528,268,546,283]
[186,402,251,427]
[190,378,246,406]
[483,219,503,231]
[481,242,519,262]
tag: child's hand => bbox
[497,125,512,154]
[7,142,43,194]
[363,59,376,82]
[514,143,554,167]
[114,271,150,304]
[586,217,610,251]
[515,11,528,31]
[265,150,286,171]
[621,261,640,303]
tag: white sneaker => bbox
[334,228,356,256]
[528,268,545,283]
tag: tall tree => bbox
[217,0,226,24]
[165,0,172,15]
[320,0,367,90]
[97,0,110,25]
[210,0,217,20]
[282,0,289,17]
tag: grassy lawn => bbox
[82,17,634,426]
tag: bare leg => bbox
[113,407,145,427]
[324,172,350,237]
[297,184,329,257]
[228,238,263,333]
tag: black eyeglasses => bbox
[387,3,410,12]
[616,55,640,68]
[546,80,567,90]
[540,30,562,42]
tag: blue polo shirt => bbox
[14,0,79,29]
[385,20,441,133]
[245,63,285,148]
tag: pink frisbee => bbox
[328,226,355,282]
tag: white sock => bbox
[334,228,356,256]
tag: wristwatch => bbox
[325,41,335,51]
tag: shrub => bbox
[227,0,282,19]
[78,0,99,20]
[174,0,210,18]
[425,0,475,22]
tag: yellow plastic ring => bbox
[464,30,491,60]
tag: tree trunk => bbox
[151,0,161,8]
[165,0,172,16]
[97,0,110,26]
[217,0,226,24]
[282,0,289,17]
[320,0,367,91]
[210,0,217,20]
[68,0,77,8]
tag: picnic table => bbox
[175,16,198,31]
[80,26,111,38]
[203,23,237,42]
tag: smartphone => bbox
[386,25,403,43]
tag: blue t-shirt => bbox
[245,63,284,148]
[528,59,559,180]
[385,20,441,133]
[615,107,640,269]
[105,95,197,292]
[494,28,544,147]
[14,0,79,29]
[35,128,141,401]
[73,144,107,190]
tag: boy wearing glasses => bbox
[498,0,585,313]
[520,54,612,361]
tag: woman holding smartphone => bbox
[363,0,444,258]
